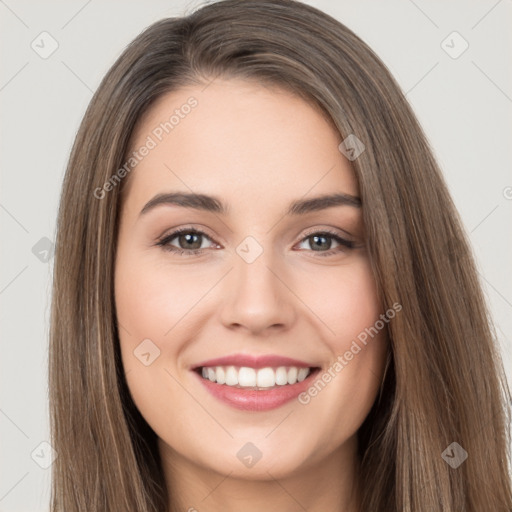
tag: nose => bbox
[218,249,297,336]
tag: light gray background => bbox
[1,1,511,510]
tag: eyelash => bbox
[155,226,355,258]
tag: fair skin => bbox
[115,78,388,512]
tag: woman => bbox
[49,0,512,510]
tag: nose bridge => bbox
[218,235,296,333]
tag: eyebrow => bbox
[139,191,361,217]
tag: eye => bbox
[295,229,355,257]
[156,227,217,256]
[156,227,355,257]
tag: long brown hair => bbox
[49,0,512,510]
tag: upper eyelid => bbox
[301,226,354,239]
[158,226,218,245]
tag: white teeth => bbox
[287,367,298,384]
[256,367,275,388]
[216,366,226,384]
[297,368,309,382]
[199,365,313,388]
[238,367,256,387]
[225,366,238,386]
[275,367,288,385]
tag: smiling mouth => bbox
[194,365,321,390]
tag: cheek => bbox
[114,253,205,437]
[115,253,210,346]
[114,248,227,403]
[290,257,388,433]
[294,254,383,344]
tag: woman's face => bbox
[115,78,388,482]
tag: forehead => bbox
[123,78,359,214]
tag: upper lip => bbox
[191,354,317,370]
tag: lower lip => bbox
[193,369,320,411]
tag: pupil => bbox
[180,233,201,249]
[311,235,330,251]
